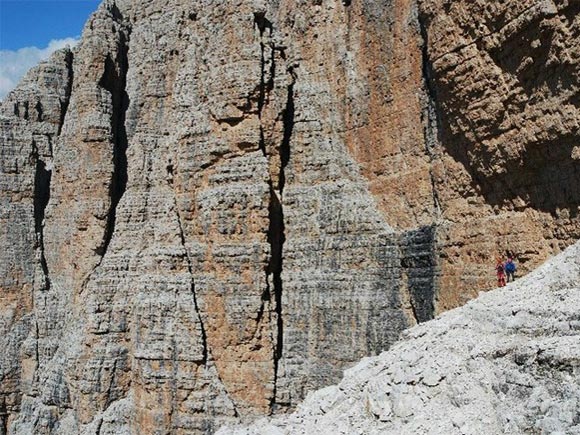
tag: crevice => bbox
[103,359,118,409]
[33,317,40,369]
[79,15,131,296]
[418,12,442,219]
[278,70,295,194]
[173,193,208,365]
[35,101,43,122]
[255,279,270,328]
[254,12,273,117]
[253,12,295,412]
[267,188,285,413]
[400,267,419,326]
[254,11,275,158]
[258,127,267,157]
[268,67,295,413]
[95,29,130,259]
[57,49,74,137]
[32,140,52,292]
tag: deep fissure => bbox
[268,67,295,412]
[32,140,52,291]
[254,11,274,157]
[418,13,442,218]
[252,14,292,407]
[57,50,74,137]
[400,226,437,323]
[279,71,295,194]
[96,31,130,259]
[254,12,273,114]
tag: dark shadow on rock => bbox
[425,8,580,216]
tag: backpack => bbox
[505,261,516,273]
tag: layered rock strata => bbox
[218,240,580,435]
[1,0,579,433]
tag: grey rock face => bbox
[218,241,580,435]
[1,0,580,433]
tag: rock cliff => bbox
[218,240,580,435]
[1,0,579,433]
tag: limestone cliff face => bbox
[0,0,578,434]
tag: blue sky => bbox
[0,0,101,99]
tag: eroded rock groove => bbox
[174,195,209,365]
[32,140,52,291]
[269,67,295,412]
[57,50,74,136]
[418,14,442,217]
[95,34,130,260]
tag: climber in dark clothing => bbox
[505,257,516,282]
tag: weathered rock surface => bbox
[1,47,73,434]
[419,0,580,310]
[1,0,579,433]
[218,240,580,435]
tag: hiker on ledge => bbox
[505,256,517,282]
[496,257,506,287]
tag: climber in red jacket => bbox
[496,257,506,287]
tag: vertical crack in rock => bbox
[33,318,40,377]
[278,71,294,194]
[267,189,285,409]
[57,50,74,137]
[96,31,130,260]
[171,181,209,365]
[94,418,103,435]
[29,51,73,294]
[252,13,293,411]
[254,11,273,118]
[35,102,43,122]
[103,359,118,410]
[32,140,52,291]
[418,14,442,218]
[254,11,274,158]
[268,68,295,413]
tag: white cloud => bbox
[0,37,79,100]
